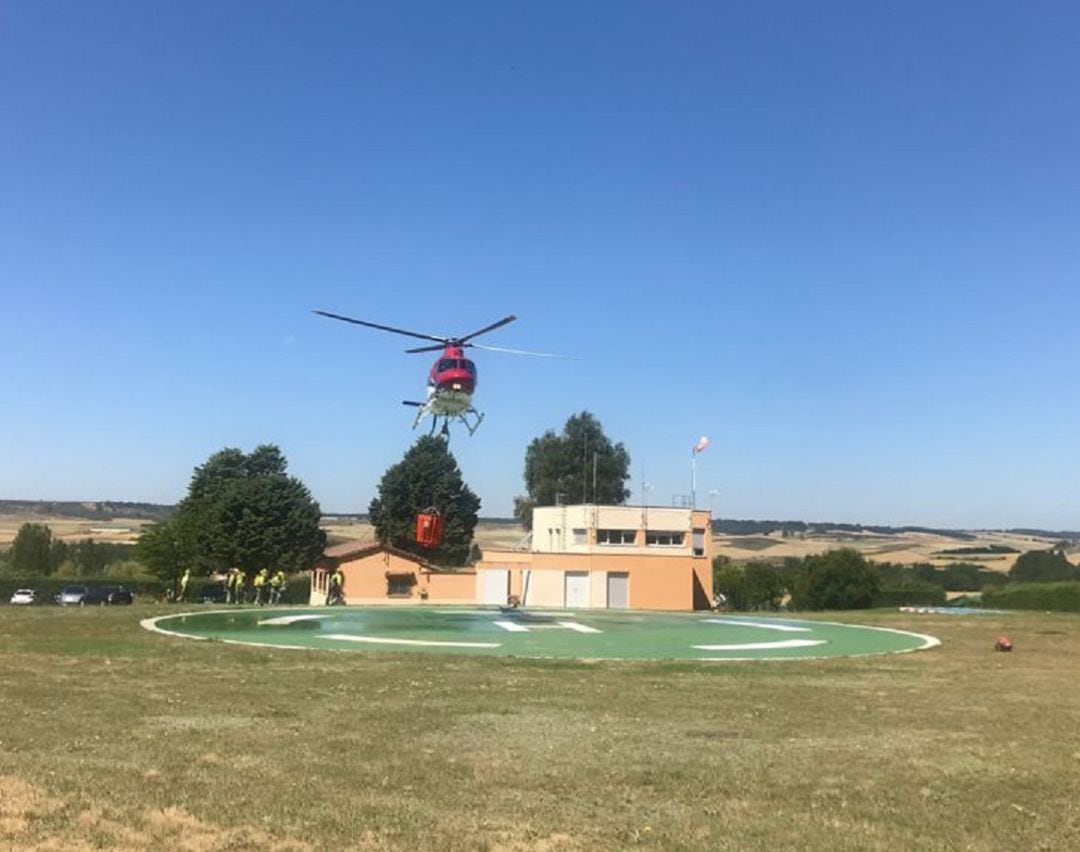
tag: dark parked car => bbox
[82,586,134,606]
[197,583,228,604]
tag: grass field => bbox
[2,605,1079,850]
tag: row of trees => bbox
[9,412,1077,610]
[714,546,1080,612]
[1,411,633,585]
[368,411,631,561]
[0,523,141,577]
[366,412,631,560]
[714,549,885,612]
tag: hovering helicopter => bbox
[313,310,562,436]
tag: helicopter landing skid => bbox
[403,401,484,437]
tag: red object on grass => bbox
[995,635,1013,652]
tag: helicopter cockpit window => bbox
[438,359,455,372]
[461,360,476,373]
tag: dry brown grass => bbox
[0,514,154,547]
[1,515,522,554]
[713,529,1073,572]
[6,512,1073,571]
[1,605,1079,850]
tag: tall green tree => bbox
[136,444,325,580]
[1009,549,1080,583]
[712,558,786,611]
[515,411,631,529]
[790,548,881,611]
[10,522,54,574]
[135,521,185,582]
[369,436,481,566]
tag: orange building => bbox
[476,505,713,611]
[311,505,713,611]
[310,541,476,606]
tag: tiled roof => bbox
[321,541,442,570]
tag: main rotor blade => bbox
[458,314,517,345]
[312,310,448,345]
[470,343,574,358]
[404,343,447,354]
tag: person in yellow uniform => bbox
[178,568,191,602]
[329,566,345,606]
[253,568,268,605]
[269,570,286,605]
[234,570,246,605]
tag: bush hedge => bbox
[873,581,948,608]
[981,582,1080,613]
[0,575,173,603]
[0,573,311,605]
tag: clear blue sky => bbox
[2,2,1078,529]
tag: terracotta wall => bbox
[478,549,709,611]
[310,550,478,605]
[425,570,477,603]
[339,551,417,603]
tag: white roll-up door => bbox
[479,569,509,605]
[564,571,590,608]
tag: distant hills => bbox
[711,518,1080,541]
[0,500,175,522]
[0,500,1074,540]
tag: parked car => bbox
[197,583,228,604]
[9,588,36,605]
[83,585,134,606]
[56,584,89,606]
[107,586,134,605]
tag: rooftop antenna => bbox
[582,434,588,504]
[641,478,653,527]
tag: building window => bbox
[692,528,706,557]
[572,528,587,545]
[646,531,685,547]
[387,574,414,597]
[597,529,636,545]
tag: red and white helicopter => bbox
[313,310,562,436]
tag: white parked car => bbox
[9,588,36,605]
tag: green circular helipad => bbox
[142,608,939,661]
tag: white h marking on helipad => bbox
[703,619,811,633]
[491,620,600,634]
[258,615,328,626]
[694,639,825,651]
[494,620,530,632]
[323,634,500,649]
[559,621,600,633]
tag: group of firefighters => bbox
[175,567,288,604]
[225,567,288,604]
[175,565,345,605]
